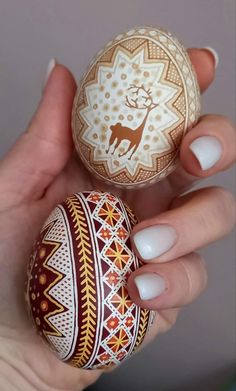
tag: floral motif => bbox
[99,352,111,362]
[105,271,120,286]
[88,193,102,202]
[99,227,112,241]
[116,351,126,360]
[125,316,134,328]
[106,316,120,330]
[106,194,117,202]
[117,227,128,240]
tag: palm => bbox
[0,151,184,390]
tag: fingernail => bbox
[190,136,223,171]
[133,225,177,260]
[42,58,56,93]
[202,47,219,68]
[134,273,166,300]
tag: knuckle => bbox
[211,187,236,231]
[158,308,179,333]
[220,116,235,131]
[199,187,236,237]
[195,254,208,291]
[178,253,208,301]
[202,114,234,130]
[178,257,195,299]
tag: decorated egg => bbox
[26,191,153,369]
[72,26,200,188]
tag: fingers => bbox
[187,48,216,93]
[180,114,236,176]
[168,114,236,194]
[0,63,77,207]
[138,308,179,349]
[128,253,207,310]
[168,47,235,193]
[132,187,236,262]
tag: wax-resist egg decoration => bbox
[72,27,200,188]
[26,191,153,369]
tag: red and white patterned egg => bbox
[26,191,153,369]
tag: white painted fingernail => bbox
[190,136,223,171]
[133,225,177,260]
[42,58,56,93]
[202,47,219,68]
[134,274,166,300]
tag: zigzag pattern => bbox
[133,309,150,352]
[65,196,97,367]
[32,221,65,338]
[42,234,64,338]
[123,202,138,226]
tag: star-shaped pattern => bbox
[98,202,121,227]
[105,241,130,270]
[80,47,180,175]
[107,329,130,353]
[110,286,133,315]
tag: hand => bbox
[0,49,235,391]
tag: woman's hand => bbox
[0,49,235,391]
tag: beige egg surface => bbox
[26,191,154,369]
[72,26,201,189]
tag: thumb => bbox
[0,60,77,207]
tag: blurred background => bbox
[0,1,235,390]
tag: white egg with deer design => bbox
[72,27,200,188]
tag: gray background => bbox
[0,1,235,390]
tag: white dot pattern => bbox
[42,207,77,360]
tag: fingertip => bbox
[128,253,208,312]
[180,134,212,177]
[127,267,168,310]
[42,62,77,102]
[127,271,148,308]
[201,47,219,68]
[42,57,57,93]
[180,115,235,178]
[34,62,77,143]
[187,48,216,92]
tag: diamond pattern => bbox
[81,191,143,368]
[97,227,112,241]
[97,202,121,227]
[110,286,133,315]
[105,270,120,287]
[105,241,130,270]
[107,329,130,353]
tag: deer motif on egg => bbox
[107,84,159,159]
[72,27,201,188]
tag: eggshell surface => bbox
[72,27,200,188]
[26,191,153,369]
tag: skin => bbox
[0,49,235,391]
